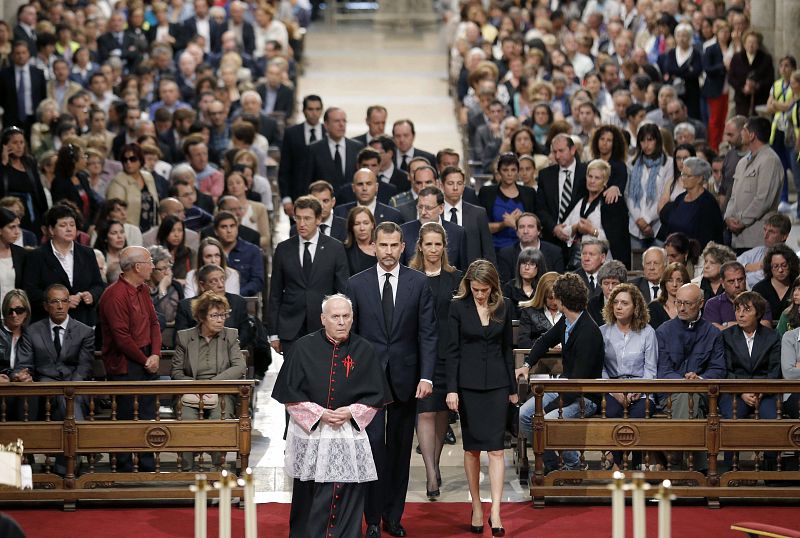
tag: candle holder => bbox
[190,474,210,538]
[655,479,675,538]
[215,470,234,538]
[631,472,651,538]
[607,471,626,538]
[237,467,257,538]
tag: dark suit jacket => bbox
[334,201,403,225]
[497,240,564,284]
[307,137,364,191]
[0,64,46,126]
[587,293,605,326]
[256,83,294,119]
[396,147,436,169]
[396,200,417,223]
[10,244,27,289]
[182,17,224,53]
[267,234,349,341]
[278,122,317,202]
[175,292,250,346]
[383,167,410,193]
[445,297,515,393]
[15,317,94,381]
[257,112,281,146]
[460,202,496,266]
[97,30,148,69]
[722,325,781,380]
[23,242,105,326]
[631,276,661,304]
[289,215,347,243]
[728,49,774,116]
[13,25,36,56]
[145,23,185,52]
[50,172,100,228]
[575,267,602,298]
[335,181,397,205]
[347,264,437,401]
[600,196,631,269]
[400,219,467,270]
[702,42,727,98]
[535,162,588,242]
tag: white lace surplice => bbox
[285,402,377,483]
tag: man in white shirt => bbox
[631,247,667,302]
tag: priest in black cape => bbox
[273,293,391,538]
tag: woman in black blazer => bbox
[446,260,515,535]
[51,144,100,231]
[409,222,462,499]
[478,153,537,253]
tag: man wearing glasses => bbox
[399,186,466,271]
[98,246,162,473]
[655,283,726,472]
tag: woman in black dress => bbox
[446,260,515,536]
[409,222,462,500]
[0,127,48,238]
[342,206,377,275]
[51,143,100,231]
[647,262,690,329]
[502,247,546,318]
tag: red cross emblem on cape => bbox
[342,355,355,378]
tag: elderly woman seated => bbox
[171,291,246,470]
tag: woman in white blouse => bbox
[625,123,673,250]
[184,238,241,298]
[253,4,289,56]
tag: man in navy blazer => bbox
[440,165,496,265]
[536,134,587,247]
[346,222,437,537]
[333,169,404,225]
[278,95,325,216]
[497,212,565,282]
[307,107,364,191]
[400,187,467,270]
[181,0,224,53]
[334,147,397,205]
[0,41,47,131]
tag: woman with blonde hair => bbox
[446,260,515,535]
[518,271,563,349]
[409,222,462,500]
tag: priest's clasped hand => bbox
[320,407,353,427]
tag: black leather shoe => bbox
[383,521,407,537]
[426,488,440,500]
[445,426,456,445]
[470,511,483,534]
[488,517,505,537]
[415,444,422,455]
[366,524,381,537]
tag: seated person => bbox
[175,264,250,347]
[599,283,657,470]
[497,212,564,283]
[0,290,35,420]
[211,211,264,297]
[587,260,627,325]
[656,283,726,471]
[648,262,691,330]
[147,245,185,332]
[752,244,800,322]
[502,247,547,319]
[171,291,246,470]
[703,261,772,330]
[517,273,605,472]
[737,214,791,289]
[518,272,562,349]
[781,321,800,419]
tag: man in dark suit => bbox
[574,237,608,297]
[257,62,294,119]
[0,41,46,132]
[304,180,347,242]
[238,90,282,146]
[226,1,256,52]
[15,283,94,474]
[400,187,467,270]
[390,160,439,222]
[278,95,325,217]
[213,211,264,297]
[353,105,388,146]
[335,147,397,205]
[334,169,404,225]
[23,206,105,327]
[97,11,148,70]
[435,148,480,205]
[174,264,250,345]
[307,107,364,192]
[630,246,668,303]
[536,134,588,248]
[181,0,223,53]
[392,119,436,171]
[441,166,496,266]
[169,173,215,229]
[268,196,349,358]
[370,135,411,193]
[586,261,627,325]
[346,222,437,537]
[13,4,38,56]
[497,212,564,283]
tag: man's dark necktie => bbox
[400,154,409,171]
[589,275,595,291]
[17,71,26,120]
[450,207,458,224]
[334,144,344,184]
[652,285,659,300]
[319,223,328,235]
[53,326,62,357]
[309,127,317,143]
[558,169,573,222]
[303,241,313,281]
[382,273,394,332]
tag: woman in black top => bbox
[157,215,195,283]
[446,260,515,535]
[502,247,546,318]
[589,124,629,198]
[0,127,48,238]
[342,206,377,275]
[409,222,462,499]
[518,271,562,349]
[648,262,690,329]
[51,143,100,231]
[753,244,800,320]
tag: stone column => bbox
[781,0,800,61]
[751,0,778,54]
[0,0,27,26]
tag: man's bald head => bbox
[120,246,151,272]
[158,197,185,218]
[676,283,703,322]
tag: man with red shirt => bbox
[98,245,162,472]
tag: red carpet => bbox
[3,502,799,537]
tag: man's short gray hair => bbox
[171,163,197,183]
[674,122,696,137]
[642,246,667,265]
[119,246,149,272]
[321,293,353,313]
[581,236,609,255]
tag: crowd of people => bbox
[2,0,800,537]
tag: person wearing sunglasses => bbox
[106,143,160,231]
[171,290,245,470]
[0,289,31,384]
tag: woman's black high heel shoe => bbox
[426,488,440,500]
[488,517,505,537]
[470,511,483,534]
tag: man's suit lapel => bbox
[288,236,305,284]
[38,323,58,364]
[366,268,389,336]
[747,328,768,374]
[391,266,412,334]
[309,235,329,283]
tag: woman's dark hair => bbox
[672,143,697,190]
[531,102,553,126]
[784,276,800,328]
[496,152,520,171]
[590,124,627,162]
[223,170,249,196]
[343,205,375,249]
[54,143,82,184]
[94,198,128,228]
[45,204,78,228]
[658,262,691,304]
[157,215,185,249]
[515,247,547,289]
[734,291,768,322]
[510,127,536,156]
[633,123,665,163]
[664,232,701,266]
[120,143,145,165]
[0,207,19,229]
[94,219,126,254]
[763,244,800,283]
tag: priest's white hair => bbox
[321,293,353,313]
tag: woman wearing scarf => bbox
[625,124,673,250]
